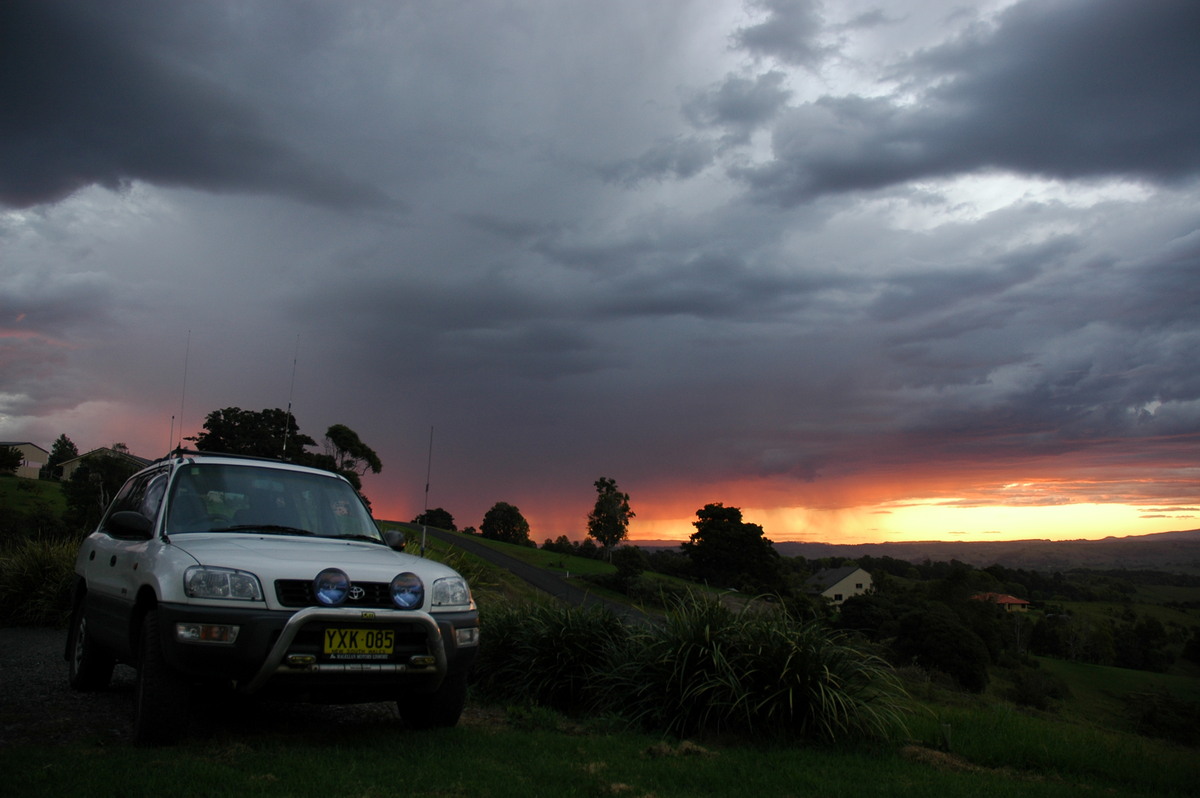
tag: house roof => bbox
[805,565,866,592]
[0,441,49,454]
[971,592,1030,606]
[59,447,153,469]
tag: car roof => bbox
[150,450,350,481]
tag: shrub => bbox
[476,594,911,744]
[472,602,630,714]
[602,595,909,742]
[0,536,77,626]
[1006,667,1071,711]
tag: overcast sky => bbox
[3,0,1198,542]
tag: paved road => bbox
[416,527,656,626]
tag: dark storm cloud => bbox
[3,0,1197,539]
[0,0,388,210]
[737,0,1200,204]
[734,0,830,67]
[599,137,716,187]
[684,71,792,144]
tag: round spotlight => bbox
[390,572,424,610]
[313,568,350,605]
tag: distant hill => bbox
[632,529,1200,574]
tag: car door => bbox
[82,466,170,655]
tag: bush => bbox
[472,602,630,714]
[0,537,77,627]
[1127,692,1200,746]
[1005,667,1071,711]
[476,594,910,744]
[605,595,909,741]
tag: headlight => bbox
[185,567,263,601]
[431,576,471,609]
[313,568,350,605]
[390,572,424,609]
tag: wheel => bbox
[398,671,469,729]
[133,609,189,745]
[66,598,115,691]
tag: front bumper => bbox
[156,602,478,697]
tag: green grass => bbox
[0,475,67,517]
[2,706,1195,798]
[1056,598,1199,630]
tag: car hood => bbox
[167,532,460,582]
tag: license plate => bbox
[323,628,394,659]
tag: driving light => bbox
[390,572,424,609]
[313,568,351,605]
[185,566,263,600]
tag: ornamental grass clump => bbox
[605,595,910,742]
[476,594,910,744]
[473,601,630,714]
[0,536,77,626]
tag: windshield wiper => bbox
[211,524,316,536]
[331,534,386,545]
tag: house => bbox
[0,441,49,480]
[806,566,873,606]
[58,447,153,482]
[971,592,1031,612]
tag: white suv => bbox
[65,451,479,743]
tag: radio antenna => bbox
[421,425,433,556]
[282,335,300,457]
[177,331,191,452]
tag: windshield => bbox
[164,462,382,542]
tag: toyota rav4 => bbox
[65,451,479,743]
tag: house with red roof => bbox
[971,592,1031,612]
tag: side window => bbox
[103,468,168,530]
[139,472,168,521]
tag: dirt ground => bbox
[0,626,498,747]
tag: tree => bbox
[892,603,991,693]
[0,446,21,475]
[480,502,532,546]
[413,507,456,531]
[324,424,383,478]
[680,503,784,593]
[46,434,79,478]
[189,407,316,459]
[586,477,634,558]
[62,452,141,532]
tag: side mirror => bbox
[383,529,407,551]
[108,510,154,540]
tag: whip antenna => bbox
[421,425,433,556]
[177,331,191,452]
[282,335,300,457]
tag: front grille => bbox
[275,579,396,608]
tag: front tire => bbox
[133,609,189,745]
[398,671,468,729]
[67,598,115,691]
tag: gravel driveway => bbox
[0,626,446,747]
[0,626,137,746]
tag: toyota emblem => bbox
[348,586,366,601]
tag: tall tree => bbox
[586,476,634,558]
[324,424,383,477]
[413,507,456,531]
[62,453,141,531]
[189,407,316,459]
[680,503,784,593]
[480,501,532,546]
[46,434,79,478]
